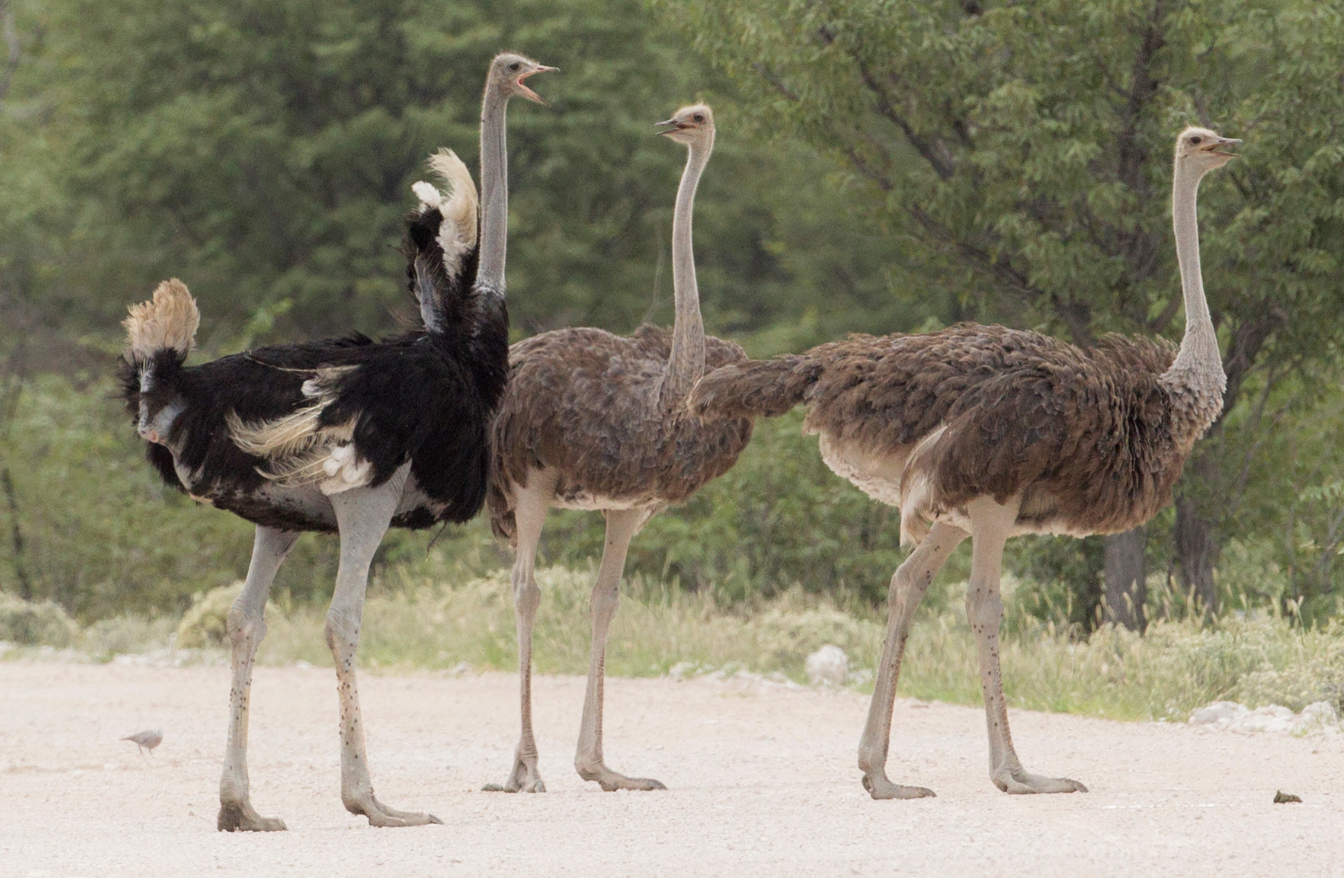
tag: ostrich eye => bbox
[693,113,704,122]
[509,62,521,72]
[1190,136,1202,145]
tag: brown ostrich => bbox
[690,127,1239,799]
[485,105,752,793]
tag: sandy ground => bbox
[3,661,1343,878]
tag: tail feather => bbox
[427,149,478,280]
[119,279,199,467]
[405,149,480,335]
[122,279,199,366]
[688,355,822,420]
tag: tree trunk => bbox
[1174,453,1220,617]
[1103,527,1146,631]
[1,466,31,600]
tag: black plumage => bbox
[119,195,502,535]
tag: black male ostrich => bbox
[118,54,554,831]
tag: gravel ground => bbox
[3,661,1343,878]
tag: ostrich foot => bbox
[346,795,443,828]
[217,800,287,832]
[992,767,1088,795]
[576,760,666,792]
[482,754,546,793]
[861,770,936,801]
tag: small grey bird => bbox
[122,729,163,755]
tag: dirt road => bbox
[3,660,1342,877]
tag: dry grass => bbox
[255,565,885,682]
[245,564,1344,722]
[901,611,1344,720]
[7,562,1342,723]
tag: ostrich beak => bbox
[656,119,688,136]
[515,66,558,106]
[1206,137,1241,157]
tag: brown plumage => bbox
[489,325,750,540]
[692,325,1182,544]
[485,105,752,795]
[689,127,1239,801]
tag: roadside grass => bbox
[5,563,1343,724]
[248,563,1344,722]
[256,564,887,683]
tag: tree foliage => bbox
[3,0,911,345]
[665,0,1344,619]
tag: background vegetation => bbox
[3,0,1344,678]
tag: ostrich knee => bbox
[590,582,620,631]
[227,602,267,655]
[891,565,934,619]
[964,583,1003,633]
[513,568,541,618]
[324,607,361,669]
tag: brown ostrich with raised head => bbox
[690,127,1239,799]
[485,104,752,793]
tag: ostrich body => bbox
[118,54,553,830]
[690,128,1238,798]
[486,105,752,793]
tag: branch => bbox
[751,63,800,103]
[838,143,893,193]
[1148,291,1181,334]
[816,18,957,181]
[0,1,21,105]
[1115,0,1169,196]
[1051,294,1097,347]
[855,62,955,181]
[1221,297,1286,417]
[904,203,1042,306]
[0,466,31,600]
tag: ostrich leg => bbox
[218,526,299,831]
[574,508,665,791]
[965,497,1086,795]
[858,522,967,800]
[486,470,559,793]
[326,465,442,826]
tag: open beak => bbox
[656,119,688,136]
[1206,136,1242,158]
[515,66,558,106]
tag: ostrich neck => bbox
[1160,161,1227,444]
[660,136,712,407]
[476,82,509,300]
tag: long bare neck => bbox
[1160,161,1227,445]
[659,135,713,407]
[476,81,509,300]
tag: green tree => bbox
[8,0,914,345]
[664,0,1344,626]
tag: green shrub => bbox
[82,614,177,658]
[0,594,79,646]
[176,582,243,649]
[754,605,870,670]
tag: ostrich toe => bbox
[217,801,287,832]
[992,767,1088,795]
[861,771,937,801]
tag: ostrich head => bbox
[1175,126,1240,174]
[489,53,556,105]
[657,104,715,148]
